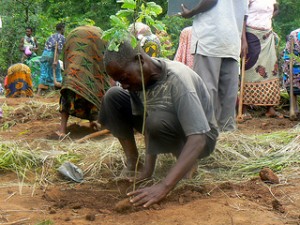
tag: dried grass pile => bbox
[195,124,300,184]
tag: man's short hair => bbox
[25,26,33,32]
[56,23,65,31]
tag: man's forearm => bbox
[185,0,218,18]
[161,134,207,191]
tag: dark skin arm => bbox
[32,37,39,52]
[181,0,218,18]
[241,16,248,58]
[127,134,207,207]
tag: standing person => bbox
[38,23,65,94]
[282,28,300,118]
[57,26,110,136]
[100,41,218,207]
[181,0,248,131]
[174,26,194,69]
[19,27,39,62]
[241,0,282,119]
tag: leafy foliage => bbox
[102,0,166,52]
[0,0,118,78]
[273,0,300,48]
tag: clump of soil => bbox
[272,199,285,213]
[114,198,133,213]
[259,167,280,184]
[86,213,96,221]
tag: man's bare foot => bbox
[184,163,198,180]
[265,111,284,119]
[89,121,101,131]
[55,131,66,137]
[128,169,152,183]
[120,161,144,179]
[265,107,284,119]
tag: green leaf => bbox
[143,16,155,25]
[152,22,165,31]
[108,41,120,51]
[109,15,123,26]
[130,35,138,49]
[121,0,136,10]
[146,2,163,15]
[102,28,120,42]
[116,9,135,18]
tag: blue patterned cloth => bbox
[39,32,65,87]
[44,32,65,53]
[39,50,62,87]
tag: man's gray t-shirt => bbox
[131,58,218,141]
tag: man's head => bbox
[104,41,146,91]
[25,27,33,37]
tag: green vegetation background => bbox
[0,0,298,78]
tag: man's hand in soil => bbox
[128,135,207,207]
[127,182,170,208]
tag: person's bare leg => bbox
[138,154,156,180]
[119,137,140,171]
[266,106,275,115]
[37,88,42,96]
[266,106,283,118]
[57,111,69,136]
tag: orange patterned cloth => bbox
[174,26,194,69]
[59,26,110,121]
[4,63,33,98]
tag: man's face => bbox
[25,29,32,37]
[106,61,143,91]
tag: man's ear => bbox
[135,53,144,65]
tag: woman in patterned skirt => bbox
[242,0,283,119]
[57,26,110,136]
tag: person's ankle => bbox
[126,159,142,171]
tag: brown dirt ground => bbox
[0,95,300,225]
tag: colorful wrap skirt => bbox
[25,56,42,90]
[242,27,281,106]
[59,26,110,121]
[4,63,33,98]
[39,49,62,87]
